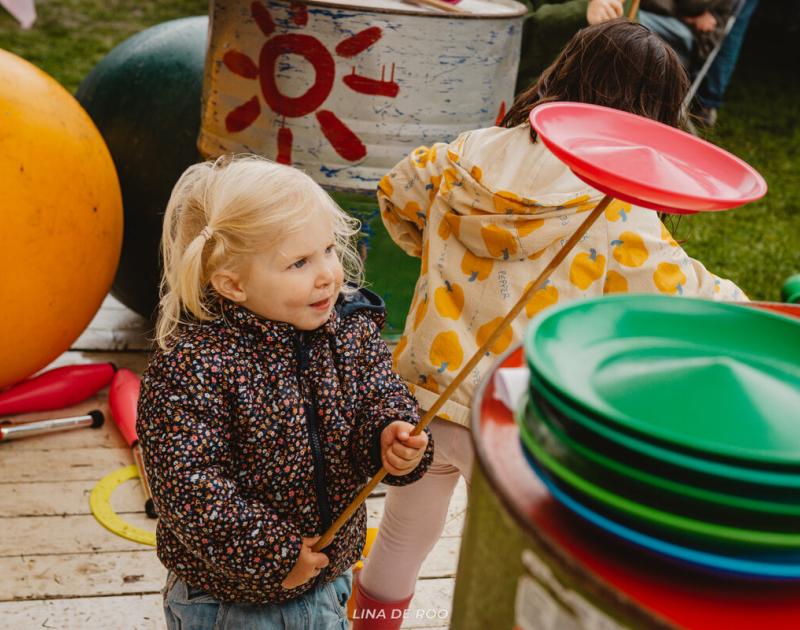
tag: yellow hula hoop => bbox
[90,465,156,547]
[90,468,380,553]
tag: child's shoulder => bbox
[336,287,386,334]
[145,320,235,380]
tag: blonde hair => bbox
[155,154,363,349]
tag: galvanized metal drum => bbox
[199,0,526,193]
[453,345,800,630]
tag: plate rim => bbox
[516,410,800,548]
[523,390,800,516]
[525,294,800,465]
[529,102,767,210]
[524,450,800,579]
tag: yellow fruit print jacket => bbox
[378,125,746,427]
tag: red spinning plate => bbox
[473,344,800,630]
[530,102,767,215]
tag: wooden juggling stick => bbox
[313,195,613,551]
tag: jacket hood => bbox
[437,126,609,261]
[337,286,386,328]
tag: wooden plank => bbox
[2,477,423,519]
[0,513,155,556]
[0,479,147,518]
[418,536,459,579]
[0,447,133,483]
[0,550,164,601]
[0,540,455,602]
[0,475,463,520]
[1,403,129,450]
[0,512,455,575]
[0,588,452,629]
[73,294,152,352]
[41,350,149,373]
[406,578,456,628]
[73,330,152,353]
[0,593,164,629]
[0,420,129,450]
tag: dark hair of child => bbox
[502,18,690,132]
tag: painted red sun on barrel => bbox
[222,1,399,164]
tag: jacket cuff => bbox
[369,416,398,474]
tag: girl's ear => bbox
[211,269,247,303]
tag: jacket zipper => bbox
[295,333,333,586]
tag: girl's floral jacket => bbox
[137,288,433,604]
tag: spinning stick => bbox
[313,102,766,551]
[0,363,115,417]
[0,410,104,442]
[109,368,157,519]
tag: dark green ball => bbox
[76,16,208,319]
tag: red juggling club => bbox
[109,368,157,519]
[0,363,116,417]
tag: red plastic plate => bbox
[530,102,767,214]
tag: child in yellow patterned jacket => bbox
[352,18,747,627]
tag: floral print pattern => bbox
[137,289,432,604]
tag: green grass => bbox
[1,1,797,300]
[0,0,206,91]
[681,15,800,301]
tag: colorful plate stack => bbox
[518,294,800,579]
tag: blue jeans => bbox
[163,570,352,630]
[698,0,760,108]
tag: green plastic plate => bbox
[525,295,800,465]
[527,366,800,491]
[523,392,800,524]
[516,409,800,549]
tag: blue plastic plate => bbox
[522,446,800,580]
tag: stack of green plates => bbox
[518,294,800,578]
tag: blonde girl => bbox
[137,155,432,630]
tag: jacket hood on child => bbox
[137,288,432,604]
[379,125,745,427]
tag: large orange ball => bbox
[0,50,123,389]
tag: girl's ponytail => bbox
[155,163,220,349]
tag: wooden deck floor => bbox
[0,296,464,629]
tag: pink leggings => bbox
[359,419,473,601]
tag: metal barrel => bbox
[199,0,526,194]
